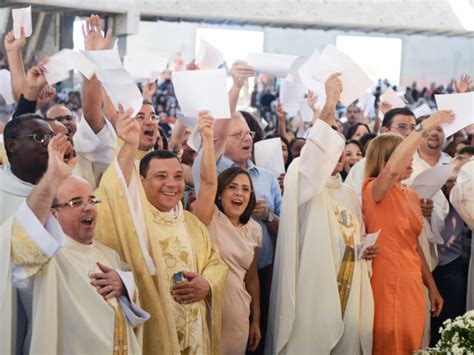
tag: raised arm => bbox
[12,63,48,117]
[297,73,345,204]
[372,110,455,203]
[27,134,76,224]
[4,29,27,102]
[213,61,255,159]
[193,111,217,226]
[275,103,292,142]
[116,105,139,185]
[81,14,113,133]
[455,74,472,93]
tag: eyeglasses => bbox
[52,197,101,209]
[135,113,159,121]
[46,115,74,122]
[228,131,256,140]
[14,132,54,144]
[390,124,416,133]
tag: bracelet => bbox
[415,123,429,138]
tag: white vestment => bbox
[450,160,474,310]
[73,117,117,189]
[266,120,374,355]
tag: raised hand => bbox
[230,60,255,88]
[324,73,343,104]
[423,110,455,132]
[379,101,392,115]
[90,262,125,300]
[307,90,320,113]
[143,80,157,101]
[455,74,472,93]
[26,61,48,91]
[82,14,112,51]
[198,110,215,141]
[171,271,211,304]
[46,134,76,180]
[186,59,200,71]
[4,29,26,52]
[116,104,139,147]
[37,84,56,109]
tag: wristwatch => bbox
[265,209,274,223]
[415,123,428,138]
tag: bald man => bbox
[1,136,148,354]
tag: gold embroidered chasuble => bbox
[94,156,228,355]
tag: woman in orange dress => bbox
[361,110,454,355]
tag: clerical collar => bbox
[65,234,95,253]
[326,173,342,189]
[149,201,184,225]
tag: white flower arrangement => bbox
[415,310,474,354]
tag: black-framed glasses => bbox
[135,113,159,121]
[228,131,256,140]
[52,197,101,209]
[14,132,54,144]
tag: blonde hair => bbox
[365,134,403,178]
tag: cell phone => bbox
[172,271,188,286]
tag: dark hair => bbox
[239,110,263,143]
[154,126,169,151]
[459,145,474,156]
[345,139,365,156]
[142,99,153,106]
[4,114,45,160]
[215,167,256,225]
[359,133,377,150]
[382,108,415,128]
[345,122,371,140]
[139,150,180,177]
[444,139,470,157]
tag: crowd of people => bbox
[0,13,473,355]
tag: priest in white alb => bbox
[1,132,149,354]
[266,74,376,355]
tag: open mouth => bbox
[231,199,243,207]
[144,129,155,138]
[162,192,176,197]
[81,217,94,226]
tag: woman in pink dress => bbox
[194,111,262,354]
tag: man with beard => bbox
[412,116,468,346]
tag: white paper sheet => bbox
[44,49,95,85]
[172,69,230,119]
[96,68,135,86]
[104,82,143,116]
[298,99,314,123]
[413,103,432,118]
[176,112,197,129]
[12,6,32,38]
[410,164,455,199]
[81,47,122,70]
[298,49,343,91]
[195,39,224,70]
[0,69,15,105]
[380,87,405,109]
[123,55,168,81]
[187,126,201,152]
[357,229,380,260]
[318,44,374,106]
[246,53,298,78]
[254,138,285,178]
[280,78,306,116]
[435,92,474,137]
